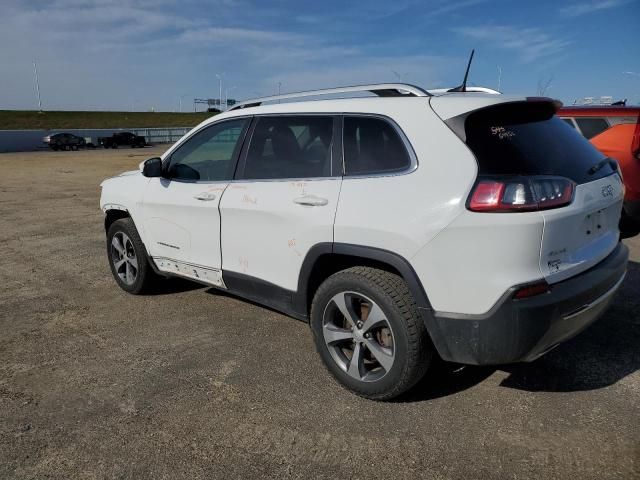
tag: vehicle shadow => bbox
[498,259,640,392]
[143,277,205,296]
[403,259,640,401]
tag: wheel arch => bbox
[104,207,131,232]
[296,243,450,359]
[296,243,433,314]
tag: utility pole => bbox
[33,61,42,111]
[278,82,282,103]
[497,66,502,91]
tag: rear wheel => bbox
[106,218,157,294]
[310,267,432,400]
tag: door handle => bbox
[194,192,217,201]
[293,195,329,207]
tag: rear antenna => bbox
[448,49,475,93]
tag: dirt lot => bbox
[1,147,638,479]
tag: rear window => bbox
[575,117,609,139]
[463,102,615,184]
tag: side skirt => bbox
[152,257,225,287]
[222,271,308,322]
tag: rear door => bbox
[140,118,250,286]
[461,101,623,283]
[219,114,341,291]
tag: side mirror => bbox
[142,157,163,178]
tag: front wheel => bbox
[310,267,432,400]
[106,218,157,294]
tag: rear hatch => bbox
[437,98,624,284]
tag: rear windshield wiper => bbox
[588,158,616,175]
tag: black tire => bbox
[106,218,157,294]
[310,266,432,401]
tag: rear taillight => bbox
[468,176,575,212]
[632,115,640,160]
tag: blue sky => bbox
[1,0,638,111]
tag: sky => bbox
[1,0,639,111]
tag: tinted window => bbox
[242,116,333,180]
[575,117,610,139]
[561,118,576,129]
[167,118,248,181]
[464,102,615,184]
[343,116,411,175]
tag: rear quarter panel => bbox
[334,100,476,262]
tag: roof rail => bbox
[427,86,501,95]
[228,83,430,111]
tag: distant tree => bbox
[537,75,554,96]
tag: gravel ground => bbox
[1,147,638,479]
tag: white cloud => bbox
[452,25,571,63]
[559,0,633,17]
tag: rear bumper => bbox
[429,243,628,365]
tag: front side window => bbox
[343,116,411,175]
[575,117,610,139]
[241,116,333,180]
[167,118,249,181]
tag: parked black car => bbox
[43,133,86,151]
[98,132,147,148]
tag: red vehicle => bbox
[559,105,640,237]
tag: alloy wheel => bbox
[111,232,138,285]
[322,291,396,382]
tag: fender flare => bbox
[295,242,452,357]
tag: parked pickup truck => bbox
[98,131,147,148]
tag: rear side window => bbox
[463,102,615,184]
[241,116,333,180]
[343,116,411,175]
[575,117,609,139]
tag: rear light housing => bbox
[468,176,575,212]
[514,281,550,299]
[632,114,640,160]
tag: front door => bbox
[141,117,250,286]
[219,114,342,292]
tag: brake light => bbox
[468,176,575,212]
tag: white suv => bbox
[100,83,628,400]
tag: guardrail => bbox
[0,127,193,153]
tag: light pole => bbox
[33,61,42,111]
[215,73,225,111]
[225,86,236,110]
[179,94,190,113]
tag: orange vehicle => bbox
[559,105,640,237]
